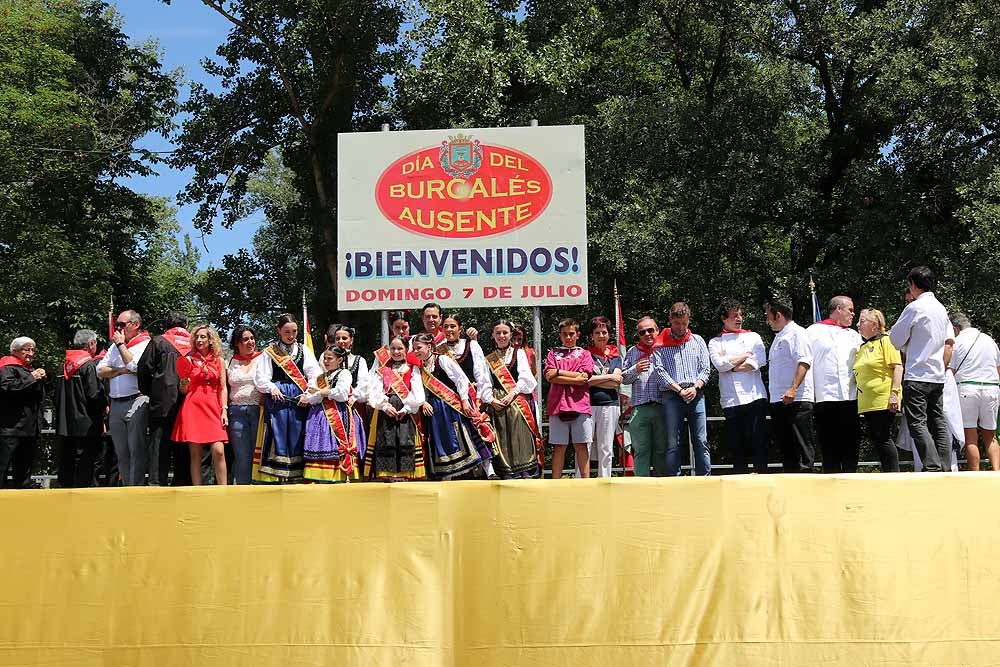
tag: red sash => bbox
[63,350,92,379]
[232,351,263,363]
[316,373,357,474]
[421,362,496,444]
[162,327,192,355]
[486,350,542,461]
[374,346,390,368]
[265,344,308,393]
[125,332,151,349]
[585,344,620,359]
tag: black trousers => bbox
[724,398,770,474]
[862,410,899,472]
[769,401,816,472]
[57,435,101,488]
[902,380,951,472]
[147,407,179,486]
[815,400,860,473]
[0,436,39,488]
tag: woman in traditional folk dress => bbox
[412,333,495,480]
[173,325,229,485]
[253,313,321,481]
[300,347,359,482]
[371,312,412,370]
[484,320,542,479]
[365,336,426,480]
[325,324,369,466]
[438,314,500,479]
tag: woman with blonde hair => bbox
[173,324,229,485]
[854,309,903,471]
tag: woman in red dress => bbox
[172,325,229,485]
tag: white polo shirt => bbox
[767,321,814,403]
[950,327,1000,384]
[97,338,149,398]
[708,331,768,409]
[888,291,950,383]
[807,322,862,402]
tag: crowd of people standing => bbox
[1,265,998,488]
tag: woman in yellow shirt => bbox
[854,309,904,471]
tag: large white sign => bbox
[337,125,587,310]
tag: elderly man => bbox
[0,337,47,488]
[97,309,152,485]
[948,311,1000,470]
[658,302,712,476]
[622,315,670,476]
[54,330,107,488]
[808,296,863,473]
[889,266,952,472]
[766,296,816,473]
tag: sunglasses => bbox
[638,327,656,335]
[114,321,128,329]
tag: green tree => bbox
[0,0,180,368]
[165,0,406,325]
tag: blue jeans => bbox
[227,404,260,484]
[662,392,711,476]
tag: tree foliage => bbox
[0,0,182,366]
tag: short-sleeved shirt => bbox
[950,328,1000,384]
[544,346,594,416]
[588,351,623,407]
[853,335,903,413]
[767,321,814,403]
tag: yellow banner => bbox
[1,475,999,665]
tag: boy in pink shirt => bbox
[544,318,594,478]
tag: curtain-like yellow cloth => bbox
[2,475,999,666]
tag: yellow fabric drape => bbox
[2,475,999,666]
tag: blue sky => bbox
[117,0,262,269]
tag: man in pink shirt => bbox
[544,318,594,478]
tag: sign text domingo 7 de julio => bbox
[337,125,587,310]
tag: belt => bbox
[111,393,141,402]
[957,381,1000,386]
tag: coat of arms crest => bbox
[439,133,483,179]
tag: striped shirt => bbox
[622,346,670,407]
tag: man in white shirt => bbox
[765,296,816,472]
[948,311,1000,470]
[97,309,151,485]
[709,298,769,474]
[889,266,952,472]
[808,296,863,473]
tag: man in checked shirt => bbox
[658,302,712,476]
[622,316,670,476]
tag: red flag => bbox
[613,279,634,475]
[614,279,626,356]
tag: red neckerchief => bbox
[817,319,847,329]
[232,350,263,362]
[658,328,692,347]
[190,351,219,381]
[0,355,29,369]
[161,327,192,355]
[635,342,661,359]
[718,329,753,337]
[63,349,93,379]
[585,344,620,360]
[125,332,151,349]
[93,349,107,361]
[423,329,446,345]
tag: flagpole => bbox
[302,289,314,354]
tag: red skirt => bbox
[172,384,228,444]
